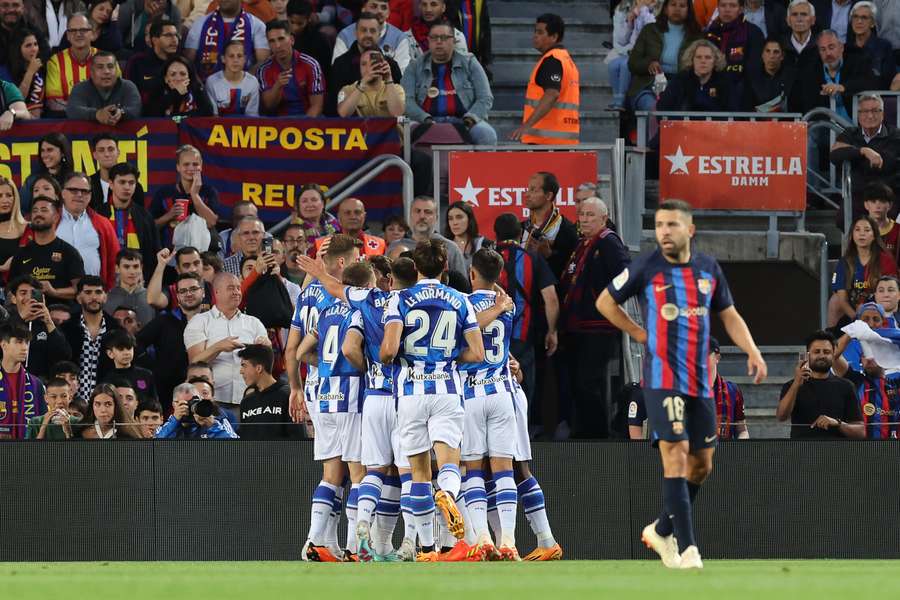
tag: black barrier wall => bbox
[3,440,898,561]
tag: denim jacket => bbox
[400,50,493,123]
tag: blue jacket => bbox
[155,415,238,439]
[400,50,493,122]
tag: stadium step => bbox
[490,82,612,111]
[489,109,620,144]
[491,50,609,83]
[492,2,613,24]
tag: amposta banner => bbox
[447,151,599,234]
[659,120,807,211]
[0,117,403,223]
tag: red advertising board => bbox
[659,120,807,211]
[448,151,598,233]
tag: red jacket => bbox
[87,208,121,290]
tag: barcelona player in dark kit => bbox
[597,199,767,569]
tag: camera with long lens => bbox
[183,396,216,422]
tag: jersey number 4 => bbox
[322,325,340,365]
[405,309,457,358]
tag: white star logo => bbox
[664,146,694,175]
[453,177,484,206]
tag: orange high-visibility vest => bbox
[314,232,386,256]
[522,47,580,145]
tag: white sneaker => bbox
[641,520,681,568]
[395,538,417,562]
[300,539,312,562]
[678,545,703,569]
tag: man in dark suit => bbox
[781,0,819,71]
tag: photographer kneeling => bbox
[155,383,239,439]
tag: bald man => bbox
[183,272,270,416]
[315,197,386,256]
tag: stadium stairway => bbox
[488,0,618,143]
[717,345,800,438]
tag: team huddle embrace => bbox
[285,235,561,563]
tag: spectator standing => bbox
[184,0,269,80]
[830,93,900,211]
[781,0,818,72]
[607,0,658,111]
[145,55,215,117]
[257,19,325,116]
[64,50,141,123]
[828,215,899,325]
[9,197,84,303]
[103,163,160,279]
[124,17,181,103]
[492,213,559,409]
[205,39,261,115]
[313,197,386,256]
[657,38,736,111]
[291,183,340,245]
[811,0,855,42]
[510,13,580,145]
[401,21,497,145]
[223,216,266,275]
[0,324,45,439]
[56,172,120,290]
[183,272,269,412]
[743,0,788,38]
[61,276,122,400]
[147,246,214,311]
[20,132,71,215]
[845,1,896,88]
[444,200,488,271]
[238,343,301,439]
[45,14,106,116]
[23,0,85,53]
[521,171,578,279]
[703,0,765,96]
[453,0,492,70]
[0,177,27,274]
[88,134,146,214]
[777,330,865,438]
[104,249,156,327]
[27,378,75,440]
[286,0,332,80]
[707,336,749,438]
[862,182,899,263]
[406,0,468,63]
[175,0,211,33]
[3,29,45,118]
[5,275,72,379]
[332,0,410,71]
[744,38,796,112]
[558,197,629,438]
[150,144,220,248]
[137,272,205,409]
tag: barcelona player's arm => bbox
[718,306,767,384]
[596,289,647,344]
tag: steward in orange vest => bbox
[512,14,580,145]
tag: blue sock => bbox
[517,476,554,546]
[656,480,701,537]
[663,477,695,552]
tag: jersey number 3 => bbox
[405,309,457,358]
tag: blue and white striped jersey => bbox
[291,281,337,387]
[315,300,364,413]
[346,286,396,397]
[461,290,515,400]
[384,278,479,397]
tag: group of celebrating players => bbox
[285,199,768,568]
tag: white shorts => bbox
[361,394,409,469]
[397,394,464,457]
[512,384,532,462]
[313,412,362,462]
[461,391,517,461]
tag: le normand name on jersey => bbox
[404,287,463,309]
[700,154,803,186]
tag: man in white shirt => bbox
[184,272,270,417]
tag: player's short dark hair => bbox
[369,254,392,279]
[77,276,106,294]
[136,399,163,417]
[412,239,447,278]
[89,132,117,151]
[325,233,363,264]
[658,199,694,215]
[391,257,418,288]
[148,15,174,39]
[50,360,79,378]
[266,19,291,35]
[493,213,522,243]
[238,344,275,373]
[287,0,313,17]
[343,261,374,287]
[804,329,836,350]
[45,377,71,391]
[0,323,31,343]
[535,171,560,198]
[109,162,140,181]
[116,248,142,265]
[863,181,895,205]
[536,13,565,42]
[6,274,41,296]
[104,329,136,351]
[470,248,504,284]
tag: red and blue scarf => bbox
[0,369,45,439]
[197,10,255,80]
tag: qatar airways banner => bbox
[659,121,807,211]
[447,151,598,234]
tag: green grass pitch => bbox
[2,561,898,599]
